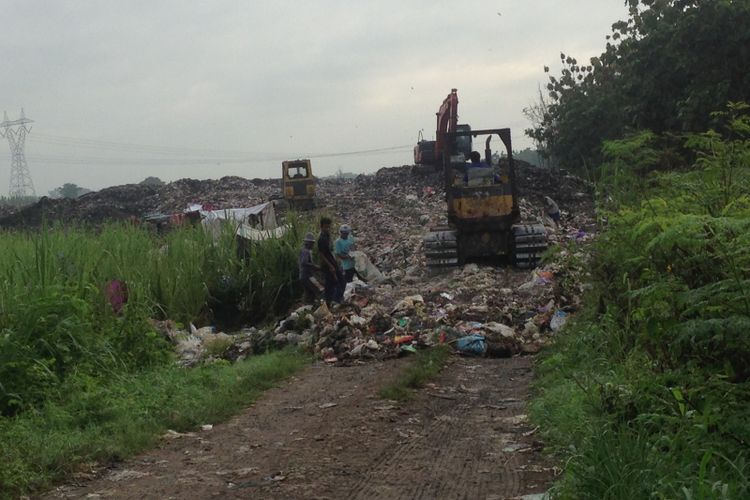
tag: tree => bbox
[528,0,750,174]
[50,183,91,199]
[140,176,165,186]
[523,85,556,168]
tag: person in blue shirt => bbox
[464,151,500,184]
[335,224,357,283]
[468,150,489,168]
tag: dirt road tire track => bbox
[46,355,553,500]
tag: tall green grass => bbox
[0,215,317,496]
[0,219,310,416]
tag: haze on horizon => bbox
[1,0,628,194]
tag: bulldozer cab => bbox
[441,128,519,229]
[282,159,316,210]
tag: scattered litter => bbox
[455,334,487,356]
[318,403,338,409]
[502,443,526,453]
[16,163,594,371]
[550,310,570,331]
[523,426,540,437]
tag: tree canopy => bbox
[49,183,91,199]
[527,0,750,172]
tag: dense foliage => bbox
[527,0,750,172]
[533,105,750,498]
[0,219,313,496]
[0,221,307,417]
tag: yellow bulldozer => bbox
[282,159,316,210]
[423,127,547,268]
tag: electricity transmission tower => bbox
[1,109,35,198]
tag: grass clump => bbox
[0,349,309,498]
[379,346,451,401]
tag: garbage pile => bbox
[3,160,595,365]
[317,167,445,274]
[0,176,280,229]
[145,161,595,366]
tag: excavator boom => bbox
[414,88,470,165]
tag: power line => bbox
[31,132,412,161]
[25,143,412,167]
[32,132,267,157]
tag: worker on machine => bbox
[298,232,321,303]
[543,196,561,229]
[317,217,344,305]
[335,224,357,283]
[468,150,489,168]
[465,151,499,185]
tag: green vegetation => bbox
[513,147,542,167]
[527,0,750,173]
[0,349,308,498]
[0,219,313,496]
[48,182,92,199]
[0,221,308,416]
[379,346,451,401]
[0,194,37,208]
[530,4,750,493]
[532,104,750,498]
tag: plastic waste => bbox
[394,335,415,345]
[455,334,487,355]
[550,310,569,331]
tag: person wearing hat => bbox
[335,223,357,283]
[299,232,321,303]
[543,196,561,229]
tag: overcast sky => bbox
[1,0,628,194]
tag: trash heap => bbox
[0,176,280,229]
[164,249,587,367]
[146,161,595,366]
[2,160,596,365]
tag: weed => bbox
[379,346,451,401]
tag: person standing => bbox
[299,232,320,303]
[317,217,344,304]
[543,196,561,229]
[335,224,356,283]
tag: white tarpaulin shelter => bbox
[200,202,285,241]
[235,223,289,241]
[199,202,277,229]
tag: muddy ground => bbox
[46,356,555,500]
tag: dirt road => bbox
[47,354,554,499]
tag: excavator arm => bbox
[434,88,459,160]
[414,88,467,165]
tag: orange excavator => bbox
[414,88,472,166]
